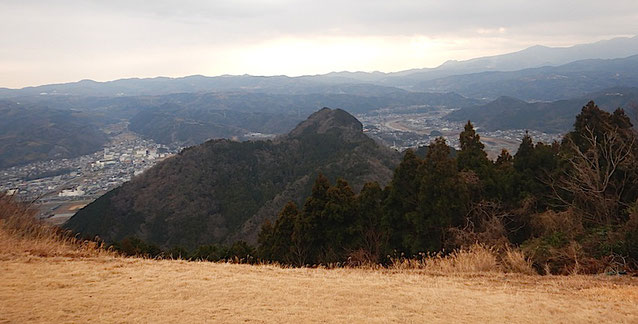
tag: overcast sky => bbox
[1,0,637,88]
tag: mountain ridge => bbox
[446,87,638,132]
[0,100,108,169]
[417,55,638,100]
[2,35,636,98]
[64,108,401,248]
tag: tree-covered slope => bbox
[126,91,478,146]
[0,101,108,169]
[65,108,400,248]
[446,87,638,132]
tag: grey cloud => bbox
[1,0,637,87]
[10,0,635,38]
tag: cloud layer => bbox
[1,0,637,87]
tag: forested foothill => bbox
[65,108,401,249]
[77,101,638,275]
[258,101,638,274]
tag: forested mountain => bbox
[0,101,108,169]
[126,91,478,145]
[446,87,638,132]
[0,90,476,167]
[65,108,401,249]
[2,35,637,168]
[95,102,638,274]
[258,103,638,273]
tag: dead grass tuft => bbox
[501,247,536,275]
[389,244,536,275]
[0,193,114,259]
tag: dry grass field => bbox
[2,256,638,323]
[2,194,638,323]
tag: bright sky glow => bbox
[1,0,637,88]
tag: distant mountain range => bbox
[0,75,406,98]
[1,35,637,99]
[415,55,638,101]
[447,87,638,132]
[65,108,401,248]
[2,35,638,168]
[373,35,638,87]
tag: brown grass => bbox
[0,193,112,259]
[1,256,637,323]
[389,244,536,275]
[1,193,637,323]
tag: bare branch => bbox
[552,126,634,225]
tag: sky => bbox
[1,0,637,88]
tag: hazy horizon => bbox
[2,0,637,88]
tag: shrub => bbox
[0,193,111,258]
[389,244,535,275]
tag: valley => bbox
[357,106,562,157]
[0,96,568,226]
[0,126,179,224]
[0,94,613,226]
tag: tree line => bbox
[258,102,638,273]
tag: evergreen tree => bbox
[320,178,357,263]
[298,174,331,264]
[492,148,517,203]
[257,220,275,260]
[495,149,513,168]
[270,202,299,263]
[566,101,634,152]
[382,149,424,253]
[513,132,534,172]
[458,120,498,199]
[408,137,470,254]
[457,121,490,172]
[354,182,387,263]
[611,108,633,130]
[557,102,638,225]
[513,133,560,202]
[253,103,638,271]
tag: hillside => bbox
[0,90,476,167]
[0,101,108,169]
[127,91,477,146]
[65,108,401,248]
[446,87,638,132]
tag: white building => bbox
[58,187,85,197]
